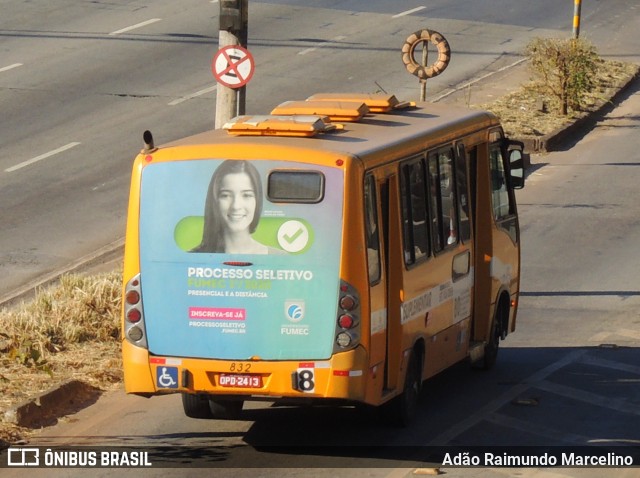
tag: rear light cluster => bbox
[334,279,361,351]
[124,274,148,348]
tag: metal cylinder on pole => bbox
[215,0,248,129]
[573,0,582,39]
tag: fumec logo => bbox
[285,300,305,323]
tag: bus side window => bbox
[428,148,458,251]
[489,143,518,242]
[400,159,430,265]
[489,145,512,219]
[455,143,471,244]
[365,174,381,284]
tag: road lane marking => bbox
[392,6,427,18]
[432,58,528,102]
[168,85,217,106]
[298,47,317,55]
[425,349,587,445]
[109,18,161,36]
[486,412,592,445]
[298,35,346,55]
[580,354,640,376]
[535,379,640,416]
[0,63,23,73]
[5,142,81,172]
[590,327,640,343]
[616,328,640,340]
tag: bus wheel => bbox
[483,317,501,370]
[385,350,422,427]
[209,399,244,420]
[473,307,503,371]
[181,393,213,419]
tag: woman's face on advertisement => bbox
[217,172,256,233]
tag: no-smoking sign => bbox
[212,45,255,89]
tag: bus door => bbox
[365,174,416,395]
[367,172,404,393]
[469,137,520,346]
[364,174,389,391]
[422,148,473,372]
[468,142,496,344]
[489,137,521,333]
[382,173,405,391]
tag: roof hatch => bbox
[271,100,369,122]
[222,114,341,137]
[306,93,414,113]
[220,93,414,137]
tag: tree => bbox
[525,37,598,115]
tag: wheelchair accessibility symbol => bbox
[157,366,179,388]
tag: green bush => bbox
[525,37,599,115]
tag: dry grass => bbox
[0,271,123,445]
[476,59,638,140]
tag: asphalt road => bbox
[1,0,637,302]
[2,1,640,476]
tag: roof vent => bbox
[271,100,369,122]
[306,93,414,113]
[222,115,342,137]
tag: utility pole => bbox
[215,0,248,129]
[573,0,582,39]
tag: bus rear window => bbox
[268,170,325,203]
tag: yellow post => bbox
[573,0,582,39]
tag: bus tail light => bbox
[338,314,355,329]
[334,279,361,352]
[339,294,357,311]
[127,308,142,323]
[336,332,353,348]
[124,273,148,348]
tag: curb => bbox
[3,379,102,428]
[519,65,640,154]
[0,239,124,310]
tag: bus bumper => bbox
[123,341,370,403]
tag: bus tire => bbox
[385,350,422,427]
[209,398,243,419]
[473,299,507,370]
[481,317,501,370]
[401,30,451,79]
[181,392,213,419]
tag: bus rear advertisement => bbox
[122,93,525,424]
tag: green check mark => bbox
[283,227,304,244]
[277,220,311,253]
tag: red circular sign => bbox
[211,45,255,89]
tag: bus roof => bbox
[162,102,499,166]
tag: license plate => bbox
[218,373,262,388]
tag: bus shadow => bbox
[240,344,640,466]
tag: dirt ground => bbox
[477,59,638,141]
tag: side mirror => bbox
[503,139,525,189]
[509,149,525,189]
